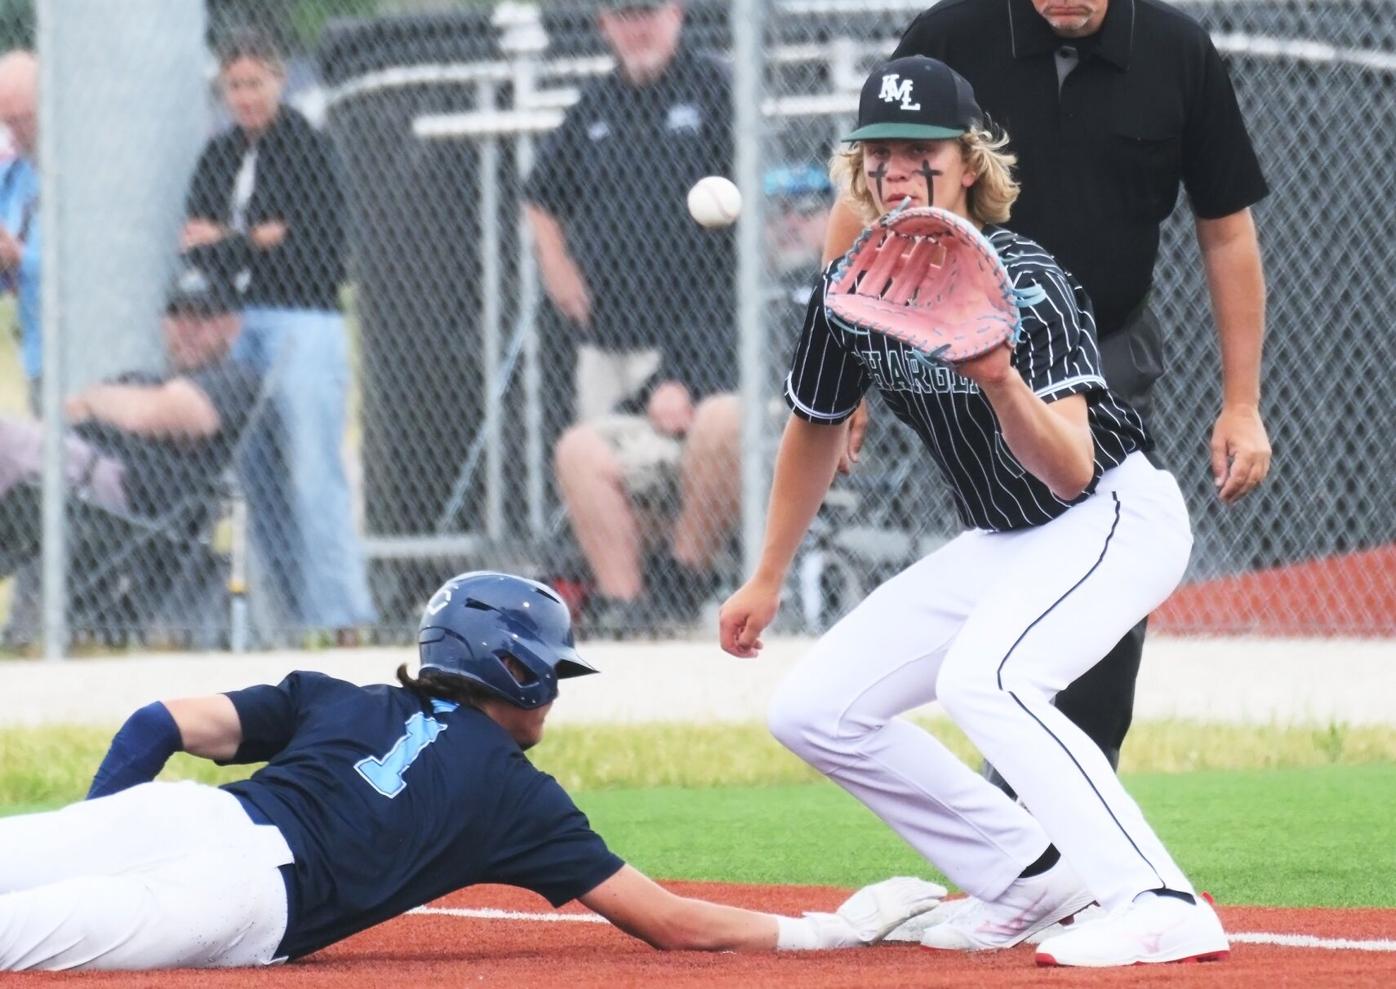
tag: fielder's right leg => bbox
[983,619,1145,796]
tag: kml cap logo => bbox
[878,73,921,112]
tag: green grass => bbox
[8,718,1396,809]
[575,765,1396,908]
[3,720,1393,909]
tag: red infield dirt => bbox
[1153,544,1396,636]
[9,881,1396,987]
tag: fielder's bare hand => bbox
[1210,404,1271,503]
[719,577,779,658]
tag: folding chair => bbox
[0,371,278,647]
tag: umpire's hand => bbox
[1210,404,1271,503]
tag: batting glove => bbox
[835,876,949,943]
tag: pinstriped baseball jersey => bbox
[785,227,1149,531]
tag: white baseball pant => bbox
[0,781,293,971]
[769,452,1194,912]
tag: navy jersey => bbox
[219,672,623,960]
[786,228,1149,531]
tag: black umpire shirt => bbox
[894,0,1269,337]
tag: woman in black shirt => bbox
[183,29,373,635]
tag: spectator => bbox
[763,163,834,292]
[0,49,40,412]
[183,27,374,640]
[0,243,261,539]
[553,369,740,637]
[526,1,738,635]
[822,0,1271,783]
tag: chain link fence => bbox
[0,0,1390,654]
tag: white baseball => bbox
[687,176,742,228]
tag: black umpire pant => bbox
[986,298,1164,789]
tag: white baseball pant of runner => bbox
[0,781,293,971]
[769,452,1194,913]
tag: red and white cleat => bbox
[917,860,1097,952]
[1035,891,1229,968]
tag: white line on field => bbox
[411,906,607,924]
[1229,932,1396,952]
[409,907,1396,951]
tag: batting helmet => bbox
[417,571,597,710]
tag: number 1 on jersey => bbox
[355,712,447,798]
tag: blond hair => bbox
[829,125,1020,226]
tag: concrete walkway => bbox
[1,636,1392,728]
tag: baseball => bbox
[687,175,742,228]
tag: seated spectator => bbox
[554,365,739,638]
[554,163,836,638]
[532,3,740,636]
[0,243,261,521]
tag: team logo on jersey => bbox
[859,348,979,396]
[878,74,921,112]
[666,103,702,133]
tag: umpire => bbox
[824,0,1272,774]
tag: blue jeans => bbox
[233,307,376,629]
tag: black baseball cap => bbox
[165,242,242,316]
[845,56,982,142]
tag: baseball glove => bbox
[825,205,1046,367]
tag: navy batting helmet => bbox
[417,571,597,710]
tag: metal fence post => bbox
[477,76,505,542]
[733,0,768,581]
[497,2,549,540]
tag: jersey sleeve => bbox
[485,770,625,907]
[783,273,870,424]
[1181,40,1268,218]
[1007,251,1109,403]
[221,671,320,764]
[523,91,589,217]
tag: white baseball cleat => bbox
[1023,901,1105,944]
[1034,891,1230,967]
[918,861,1097,951]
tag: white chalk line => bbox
[1229,932,1396,953]
[412,905,607,924]
[410,906,1396,952]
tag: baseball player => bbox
[0,571,943,971]
[719,56,1227,968]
